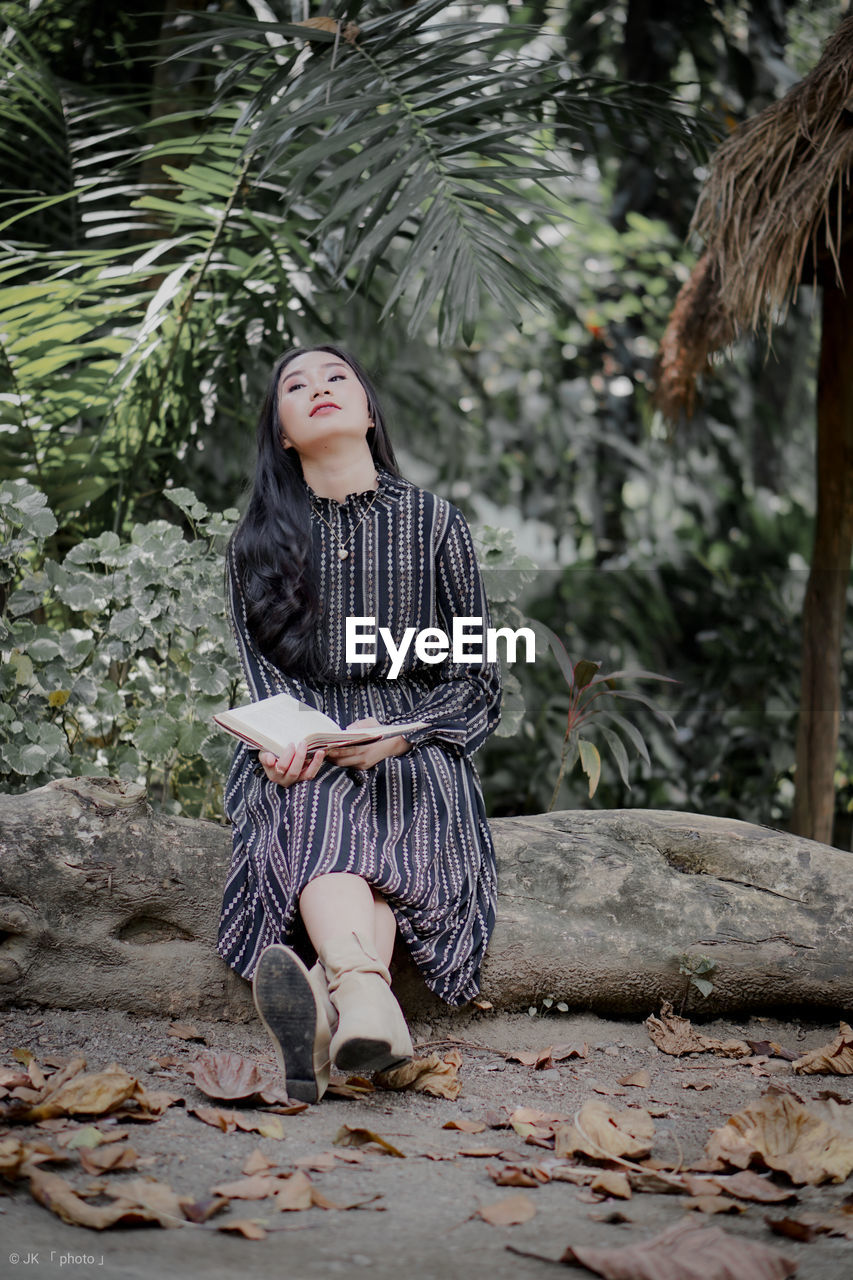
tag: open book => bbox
[213,691,427,758]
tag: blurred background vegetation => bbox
[1,0,850,845]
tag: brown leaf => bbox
[128,1083,183,1118]
[765,1216,822,1243]
[294,1151,337,1172]
[187,1050,275,1102]
[210,1174,281,1200]
[242,1148,280,1176]
[590,1171,632,1199]
[552,1042,588,1061]
[712,1171,798,1203]
[706,1091,853,1184]
[489,1166,540,1187]
[183,1196,229,1223]
[507,1048,554,1069]
[477,1192,537,1225]
[793,1023,853,1076]
[373,1050,461,1100]
[458,1146,505,1158]
[25,1064,138,1122]
[78,1144,139,1175]
[274,1170,314,1210]
[682,1079,713,1091]
[645,1002,750,1058]
[617,1069,651,1088]
[0,1136,66,1179]
[29,1168,190,1229]
[28,1059,47,1090]
[684,1196,745,1215]
[554,1101,655,1161]
[747,1040,798,1062]
[101,1175,193,1226]
[333,1125,405,1158]
[559,1220,797,1278]
[297,15,338,34]
[442,1118,486,1133]
[0,1068,31,1089]
[168,1021,206,1042]
[187,1104,285,1139]
[217,1218,267,1239]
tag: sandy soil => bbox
[1,1003,852,1280]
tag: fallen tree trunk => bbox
[1,779,850,1021]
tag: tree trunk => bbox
[792,243,853,845]
[2,778,851,1022]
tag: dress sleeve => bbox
[386,509,502,759]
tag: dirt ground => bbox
[1,1002,852,1280]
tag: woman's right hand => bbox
[259,743,326,787]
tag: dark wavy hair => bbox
[229,345,400,678]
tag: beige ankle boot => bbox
[253,945,335,1103]
[318,931,413,1075]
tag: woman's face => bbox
[277,350,371,458]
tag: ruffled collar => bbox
[303,467,403,511]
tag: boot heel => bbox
[252,945,323,1103]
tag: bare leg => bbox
[299,873,397,967]
[371,886,397,968]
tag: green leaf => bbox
[577,738,601,799]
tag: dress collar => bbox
[303,467,404,512]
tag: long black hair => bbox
[230,345,401,678]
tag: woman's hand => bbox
[325,716,412,770]
[259,742,326,787]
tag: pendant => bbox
[337,546,349,560]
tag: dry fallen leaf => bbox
[187,1050,276,1102]
[274,1170,314,1211]
[709,1170,798,1203]
[333,1125,405,1158]
[29,1168,191,1229]
[25,1064,139,1122]
[209,1174,282,1200]
[556,1219,797,1278]
[477,1192,537,1225]
[590,1171,632,1199]
[217,1217,267,1239]
[183,1195,229,1224]
[554,1100,655,1161]
[684,1196,745,1215]
[373,1050,462,1099]
[793,1023,853,1076]
[645,1002,750,1058]
[187,1104,286,1139]
[507,1048,555,1069]
[443,1118,486,1134]
[618,1069,651,1088]
[78,1144,139,1175]
[102,1175,193,1227]
[242,1148,280,1176]
[168,1021,206,1042]
[706,1091,853,1185]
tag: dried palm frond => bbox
[656,15,853,420]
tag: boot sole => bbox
[333,1037,412,1076]
[252,945,320,1103]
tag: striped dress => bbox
[216,467,501,1007]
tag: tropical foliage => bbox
[0,0,850,841]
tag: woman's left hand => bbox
[325,716,412,769]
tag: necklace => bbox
[310,480,380,560]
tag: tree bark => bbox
[2,778,851,1022]
[792,242,853,845]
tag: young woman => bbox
[217,345,501,1102]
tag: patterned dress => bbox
[216,467,501,1007]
